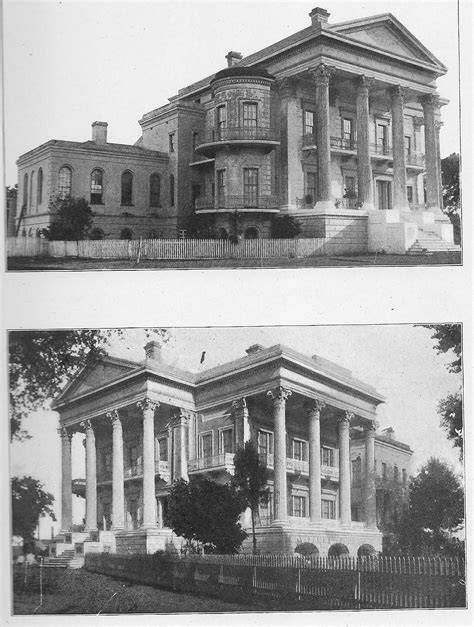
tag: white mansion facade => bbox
[14,7,457,254]
[51,341,412,557]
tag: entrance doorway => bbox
[376,180,392,210]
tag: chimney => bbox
[309,7,330,27]
[144,341,161,362]
[382,427,395,440]
[92,121,108,144]
[246,344,264,356]
[225,51,243,67]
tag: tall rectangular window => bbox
[402,468,407,485]
[407,185,414,203]
[243,168,258,207]
[258,430,273,458]
[305,172,317,204]
[405,135,412,157]
[343,118,353,148]
[217,105,227,137]
[382,462,387,479]
[200,433,213,458]
[321,446,334,467]
[352,457,362,486]
[304,110,315,136]
[192,131,199,153]
[158,437,168,462]
[169,174,175,207]
[377,123,388,152]
[169,133,175,153]
[216,169,226,205]
[220,428,233,454]
[394,465,399,482]
[243,102,258,129]
[292,495,306,518]
[321,498,336,519]
[292,439,307,461]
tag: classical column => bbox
[308,400,325,524]
[107,410,124,530]
[278,78,299,209]
[356,76,375,209]
[390,85,409,211]
[60,427,73,532]
[267,386,292,523]
[137,398,158,528]
[232,397,250,447]
[420,93,441,210]
[174,409,190,481]
[338,412,352,526]
[435,120,444,209]
[312,63,335,210]
[364,422,377,528]
[81,420,97,531]
[157,497,163,529]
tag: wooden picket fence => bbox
[84,553,465,609]
[7,237,331,260]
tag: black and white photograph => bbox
[4,1,462,270]
[8,325,466,614]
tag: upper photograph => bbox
[5,2,462,270]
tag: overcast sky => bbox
[10,325,463,538]
[3,0,462,187]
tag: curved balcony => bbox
[188,453,235,474]
[195,126,280,157]
[195,194,280,214]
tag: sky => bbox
[10,324,463,538]
[3,0,463,187]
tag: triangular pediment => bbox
[331,15,446,71]
[56,356,139,403]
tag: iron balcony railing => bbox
[259,453,340,480]
[302,133,317,148]
[334,198,362,210]
[405,152,425,166]
[370,143,393,157]
[195,194,279,212]
[188,453,235,472]
[330,136,357,151]
[198,126,279,145]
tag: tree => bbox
[42,195,93,241]
[391,458,464,556]
[441,153,461,244]
[167,477,247,554]
[9,329,168,440]
[232,442,269,554]
[12,476,56,549]
[272,215,302,239]
[423,324,463,457]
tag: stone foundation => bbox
[294,210,368,254]
[115,528,180,555]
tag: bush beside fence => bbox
[84,553,465,609]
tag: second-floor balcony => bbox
[188,453,235,474]
[259,453,340,481]
[331,136,357,152]
[405,152,425,168]
[370,143,393,159]
[195,194,280,214]
[196,126,279,156]
[155,460,170,481]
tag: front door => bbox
[376,180,392,210]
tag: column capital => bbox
[308,399,326,415]
[267,386,292,403]
[231,397,247,412]
[277,77,297,96]
[80,419,94,433]
[364,420,378,436]
[172,408,194,426]
[137,398,159,416]
[58,427,73,441]
[413,116,425,128]
[106,409,121,427]
[338,411,353,427]
[356,75,375,91]
[434,120,444,130]
[420,92,440,108]
[309,63,335,84]
[388,84,405,102]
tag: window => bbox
[404,135,412,158]
[90,169,103,204]
[217,105,227,136]
[243,102,258,130]
[150,173,161,207]
[344,176,355,194]
[258,430,273,459]
[321,498,336,519]
[103,450,112,477]
[121,171,133,205]
[128,445,139,471]
[382,462,387,479]
[158,437,168,462]
[58,166,72,199]
[394,465,399,482]
[200,432,213,458]
[305,172,317,204]
[376,123,389,152]
[352,456,362,486]
[169,174,175,207]
[292,495,306,518]
[37,168,43,205]
[304,110,315,136]
[407,185,414,203]
[30,172,35,211]
[23,173,28,208]
[191,184,201,208]
[192,131,199,153]
[169,133,175,153]
[292,439,307,461]
[402,468,407,485]
[342,118,354,148]
[243,168,258,207]
[321,446,334,467]
[216,169,226,204]
[220,428,233,454]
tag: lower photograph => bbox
[9,325,465,614]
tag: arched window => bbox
[216,227,228,239]
[30,171,35,212]
[244,226,259,239]
[169,174,175,207]
[149,173,161,207]
[90,228,105,240]
[90,169,104,204]
[37,168,43,206]
[23,173,28,208]
[121,171,133,205]
[120,228,133,240]
[58,166,72,199]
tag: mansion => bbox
[52,341,412,558]
[14,7,458,254]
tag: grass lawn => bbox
[7,251,462,271]
[13,568,311,615]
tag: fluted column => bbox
[107,410,124,530]
[313,63,335,210]
[435,120,444,209]
[174,409,190,481]
[308,400,325,524]
[60,427,73,532]
[232,397,250,447]
[356,76,375,209]
[364,422,377,528]
[421,93,441,210]
[81,420,97,531]
[137,398,158,529]
[267,386,292,523]
[157,497,163,528]
[338,412,352,527]
[390,85,409,211]
[278,78,299,209]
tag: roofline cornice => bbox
[17,142,166,166]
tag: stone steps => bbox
[407,230,461,255]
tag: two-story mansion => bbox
[53,341,391,557]
[15,7,458,254]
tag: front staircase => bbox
[43,549,84,569]
[407,228,461,255]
